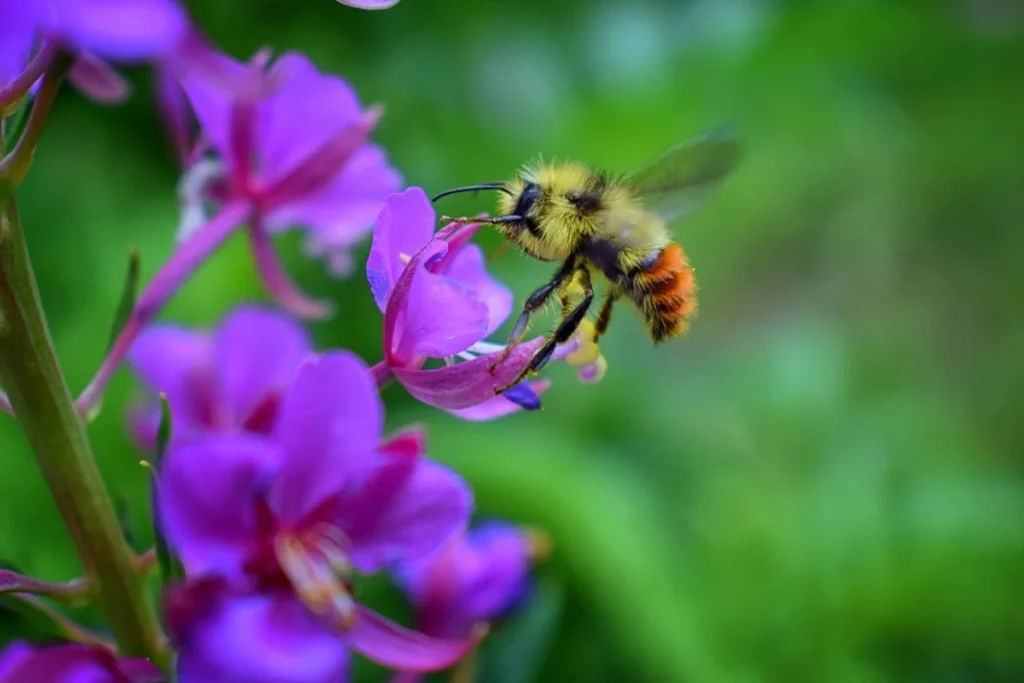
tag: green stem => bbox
[0,197,166,665]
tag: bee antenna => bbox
[432,183,511,202]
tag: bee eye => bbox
[514,183,543,217]
[568,191,601,213]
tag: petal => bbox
[0,641,32,676]
[67,51,130,104]
[271,352,383,525]
[0,6,36,89]
[443,244,513,336]
[214,305,312,426]
[457,524,532,623]
[177,594,348,683]
[366,188,438,311]
[339,0,401,8]
[394,261,489,363]
[394,338,543,410]
[246,220,334,320]
[155,63,192,164]
[445,380,549,421]
[127,325,214,434]
[179,49,250,161]
[0,644,116,683]
[54,0,187,61]
[346,457,472,572]
[349,606,479,672]
[257,52,363,184]
[158,436,278,576]
[270,144,402,271]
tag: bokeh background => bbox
[2,0,1023,681]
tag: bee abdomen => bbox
[634,242,698,342]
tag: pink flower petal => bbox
[445,380,550,421]
[394,262,489,363]
[257,52,363,184]
[179,49,251,163]
[246,219,334,320]
[67,51,130,104]
[349,606,480,672]
[345,457,472,571]
[176,594,348,683]
[366,188,439,311]
[443,243,513,336]
[127,325,214,433]
[268,144,401,266]
[260,107,381,210]
[271,352,383,525]
[394,338,543,410]
[158,436,278,577]
[214,305,312,426]
[56,0,187,61]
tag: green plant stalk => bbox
[0,195,166,665]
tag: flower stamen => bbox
[275,530,358,631]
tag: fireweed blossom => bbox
[0,0,188,108]
[0,641,164,683]
[75,46,400,414]
[172,46,402,291]
[396,523,540,638]
[158,352,478,682]
[367,187,606,418]
[126,305,311,449]
[337,1,401,9]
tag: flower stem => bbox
[0,41,58,112]
[0,196,166,665]
[370,359,393,388]
[0,49,73,184]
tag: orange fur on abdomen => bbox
[634,242,698,342]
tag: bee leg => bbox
[593,291,620,342]
[495,270,594,395]
[488,257,579,374]
[440,214,523,226]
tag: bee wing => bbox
[626,124,742,223]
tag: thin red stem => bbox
[370,360,393,388]
[75,201,251,414]
[0,42,58,111]
[0,49,72,184]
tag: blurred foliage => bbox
[2,0,1023,681]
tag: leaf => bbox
[477,578,565,683]
[106,246,140,353]
[152,394,184,584]
[2,96,33,155]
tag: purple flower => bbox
[75,45,401,416]
[0,0,187,107]
[157,352,478,682]
[0,641,163,683]
[127,305,312,449]
[367,187,554,418]
[395,523,539,640]
[337,0,401,8]
[171,46,402,313]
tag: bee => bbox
[432,125,742,396]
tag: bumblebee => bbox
[433,125,741,395]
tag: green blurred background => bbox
[2,0,1023,681]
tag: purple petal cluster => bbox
[0,0,187,104]
[0,641,163,683]
[157,352,478,682]
[367,187,552,418]
[127,305,310,449]
[395,523,537,639]
[170,46,402,312]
